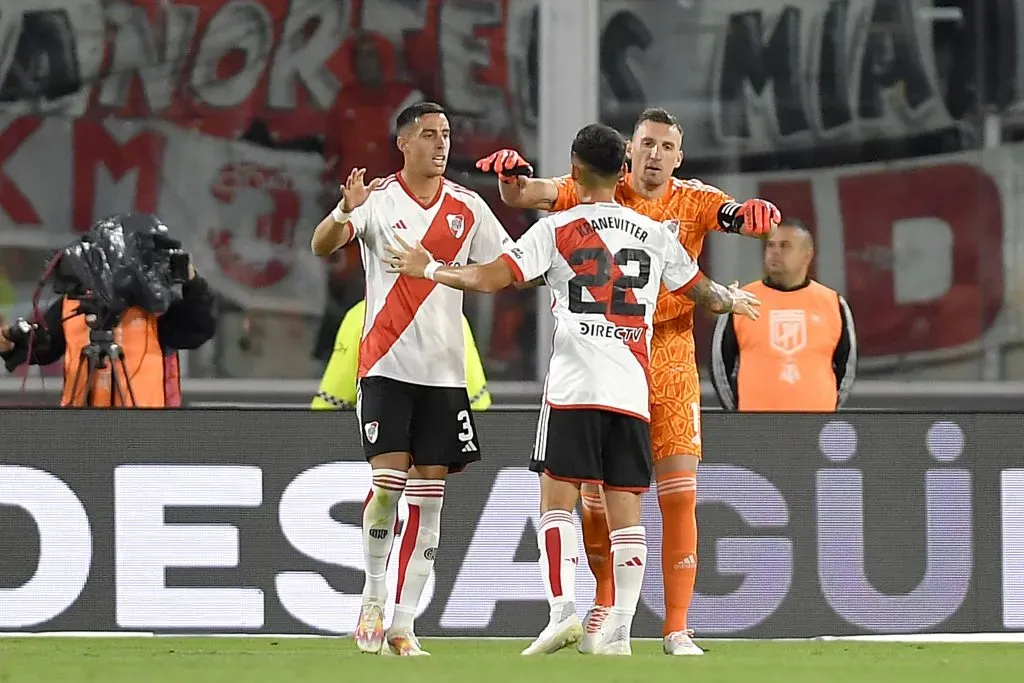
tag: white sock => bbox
[608,526,647,638]
[361,468,407,604]
[391,479,445,632]
[537,509,578,623]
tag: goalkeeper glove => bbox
[475,149,534,184]
[740,198,781,236]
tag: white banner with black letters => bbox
[598,0,959,160]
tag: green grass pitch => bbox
[1,637,1023,683]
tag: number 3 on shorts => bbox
[456,409,475,442]
[690,402,701,446]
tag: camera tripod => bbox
[65,328,139,407]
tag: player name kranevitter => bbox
[578,216,649,242]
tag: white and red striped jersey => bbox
[499,202,701,420]
[350,174,512,387]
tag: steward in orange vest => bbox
[0,265,216,407]
[711,221,857,411]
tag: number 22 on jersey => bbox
[567,247,652,318]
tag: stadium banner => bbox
[1,409,1022,638]
[0,0,538,162]
[702,142,1024,372]
[0,117,328,315]
[597,0,959,160]
[0,116,534,318]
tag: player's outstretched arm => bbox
[383,235,516,294]
[311,168,381,256]
[717,198,782,239]
[686,276,762,320]
[499,176,560,210]
[476,149,559,210]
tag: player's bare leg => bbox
[522,474,585,655]
[357,451,411,654]
[386,463,448,656]
[590,489,648,656]
[578,483,612,653]
[656,453,704,656]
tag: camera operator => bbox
[0,259,216,408]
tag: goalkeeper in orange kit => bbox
[476,108,780,655]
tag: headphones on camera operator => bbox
[5,212,191,407]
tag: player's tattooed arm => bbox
[685,275,761,320]
[687,276,734,313]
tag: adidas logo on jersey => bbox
[461,441,477,453]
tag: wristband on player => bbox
[716,201,743,234]
[331,206,351,224]
[423,261,442,281]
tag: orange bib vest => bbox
[732,280,841,412]
[60,298,181,407]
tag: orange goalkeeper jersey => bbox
[552,173,732,402]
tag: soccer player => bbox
[382,123,761,655]
[310,101,512,656]
[475,108,780,655]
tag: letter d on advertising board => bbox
[0,466,92,628]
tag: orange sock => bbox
[580,488,614,607]
[657,471,697,635]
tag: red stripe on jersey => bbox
[358,194,476,378]
[553,218,651,386]
[677,270,702,294]
[498,253,524,282]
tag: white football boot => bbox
[663,629,704,656]
[353,602,385,654]
[384,629,430,656]
[592,622,632,656]
[577,605,610,654]
[521,603,584,655]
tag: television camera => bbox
[21,213,191,406]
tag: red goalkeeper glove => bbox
[475,149,534,184]
[738,198,781,236]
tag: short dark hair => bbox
[779,217,811,235]
[396,102,446,132]
[571,123,626,179]
[775,217,814,247]
[634,107,683,136]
